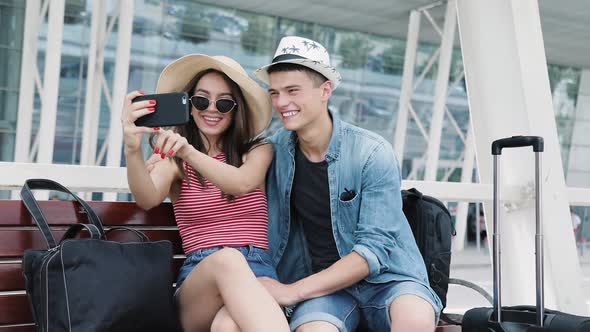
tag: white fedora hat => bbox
[255,36,342,89]
[156,54,272,138]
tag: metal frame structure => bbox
[12,0,134,199]
[79,0,134,200]
[14,0,41,165]
[393,0,475,250]
[13,0,65,200]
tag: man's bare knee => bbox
[390,295,435,332]
[296,321,339,332]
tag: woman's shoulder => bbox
[242,141,272,163]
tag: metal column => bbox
[394,10,421,167]
[424,0,457,181]
[37,0,65,164]
[453,123,476,251]
[80,0,107,167]
[104,0,135,202]
[14,0,41,164]
[456,0,584,314]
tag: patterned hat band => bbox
[255,36,342,89]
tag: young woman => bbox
[121,54,287,332]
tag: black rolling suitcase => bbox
[462,136,590,332]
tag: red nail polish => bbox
[154,147,160,154]
[138,90,145,95]
[154,127,160,131]
[160,153,166,159]
[148,107,155,112]
[168,149,175,157]
[149,100,156,105]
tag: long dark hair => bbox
[151,69,264,200]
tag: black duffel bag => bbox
[21,179,181,332]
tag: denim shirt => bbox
[266,111,438,304]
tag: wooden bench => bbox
[0,199,460,332]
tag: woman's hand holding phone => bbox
[121,90,160,154]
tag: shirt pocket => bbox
[336,191,361,235]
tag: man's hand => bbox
[258,277,302,307]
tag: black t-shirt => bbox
[291,146,340,273]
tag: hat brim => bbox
[255,58,341,90]
[156,54,272,138]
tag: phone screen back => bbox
[134,92,190,127]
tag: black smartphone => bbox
[133,92,190,127]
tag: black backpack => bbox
[402,188,455,309]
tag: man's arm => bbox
[296,251,369,299]
[259,252,369,306]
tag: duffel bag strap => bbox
[105,226,150,242]
[61,223,103,242]
[20,180,57,248]
[21,179,106,239]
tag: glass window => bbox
[277,18,314,40]
[548,64,581,169]
[0,90,18,125]
[177,2,213,45]
[239,13,276,57]
[381,39,406,77]
[0,1,25,48]
[0,0,24,162]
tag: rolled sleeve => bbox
[352,244,381,277]
[352,142,407,280]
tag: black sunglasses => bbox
[189,96,237,114]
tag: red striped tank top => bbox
[172,154,269,254]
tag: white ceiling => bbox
[197,0,590,68]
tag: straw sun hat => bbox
[156,54,272,137]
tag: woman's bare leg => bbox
[178,248,288,332]
[210,306,241,332]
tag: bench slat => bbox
[0,230,183,258]
[0,325,35,332]
[0,263,22,292]
[0,258,185,292]
[0,201,176,227]
[0,294,31,325]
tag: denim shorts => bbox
[175,245,278,292]
[289,280,441,332]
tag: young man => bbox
[256,36,442,332]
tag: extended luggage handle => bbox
[491,136,544,327]
[492,135,544,155]
[20,179,107,248]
